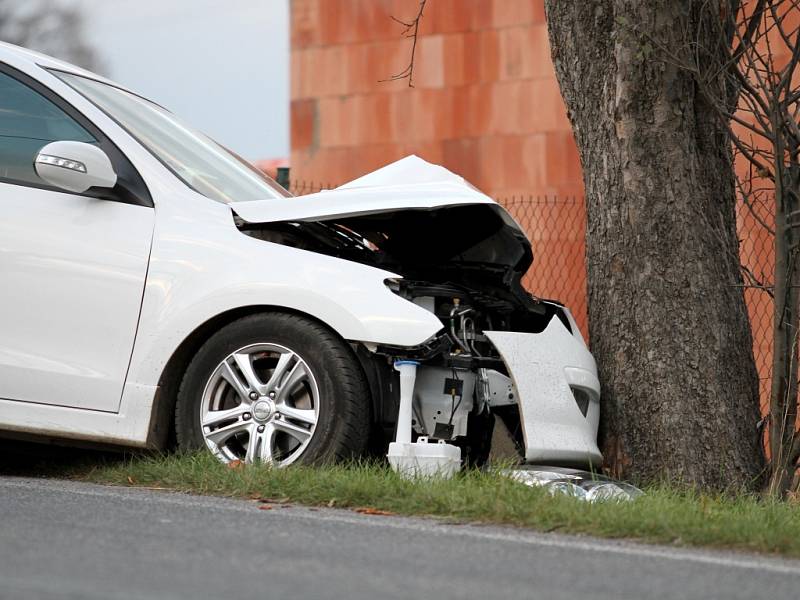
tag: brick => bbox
[317,96,349,148]
[354,93,393,145]
[464,82,492,137]
[528,24,555,79]
[517,80,570,133]
[491,0,528,29]
[477,29,500,81]
[424,0,478,34]
[491,0,540,28]
[413,34,445,88]
[442,137,481,184]
[474,136,502,189]
[317,0,348,46]
[498,135,526,189]
[435,87,459,140]
[537,82,571,131]
[531,0,546,24]
[290,98,318,151]
[488,80,523,134]
[498,26,527,80]
[290,0,320,49]
[346,43,371,95]
[370,38,416,93]
[315,45,350,97]
[519,133,547,188]
[290,50,302,99]
[449,84,469,138]
[409,88,440,141]
[351,0,395,44]
[497,24,552,81]
[544,131,582,186]
[389,88,416,143]
[291,48,314,100]
[441,32,479,87]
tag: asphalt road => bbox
[0,477,799,600]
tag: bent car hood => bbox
[230,155,533,277]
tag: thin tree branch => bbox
[380,0,428,87]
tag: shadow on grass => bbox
[0,438,131,478]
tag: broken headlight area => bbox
[501,466,644,503]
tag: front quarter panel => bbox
[126,196,443,388]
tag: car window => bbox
[53,71,291,204]
[0,71,96,187]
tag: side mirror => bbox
[34,141,117,194]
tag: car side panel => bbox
[123,195,444,390]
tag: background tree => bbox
[544,0,765,490]
[0,0,100,71]
[641,0,800,496]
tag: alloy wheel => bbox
[199,343,320,465]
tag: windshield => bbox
[52,70,290,203]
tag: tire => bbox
[175,312,370,466]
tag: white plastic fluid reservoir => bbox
[393,360,418,445]
[388,437,462,479]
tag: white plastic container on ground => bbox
[387,437,462,478]
[388,360,463,478]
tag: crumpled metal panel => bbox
[486,315,603,467]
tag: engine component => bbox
[411,366,475,440]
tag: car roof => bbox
[0,41,123,89]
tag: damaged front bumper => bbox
[486,314,602,467]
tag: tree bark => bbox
[544,0,764,490]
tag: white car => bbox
[0,42,602,470]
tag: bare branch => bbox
[381,0,427,87]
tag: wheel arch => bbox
[145,304,375,450]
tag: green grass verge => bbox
[78,452,800,558]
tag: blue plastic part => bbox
[394,360,420,367]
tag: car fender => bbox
[124,200,443,391]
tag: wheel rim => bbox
[199,343,320,466]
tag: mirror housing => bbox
[34,141,117,194]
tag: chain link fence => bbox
[502,196,775,414]
[286,180,774,410]
[497,196,588,337]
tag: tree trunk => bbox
[544,0,764,490]
[768,121,800,495]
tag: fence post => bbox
[276,166,291,191]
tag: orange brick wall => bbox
[290,0,583,199]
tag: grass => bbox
[73,451,800,558]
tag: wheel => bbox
[175,313,370,466]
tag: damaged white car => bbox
[0,43,601,475]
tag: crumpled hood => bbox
[231,156,533,277]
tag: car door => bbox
[0,67,154,412]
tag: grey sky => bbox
[77,0,289,160]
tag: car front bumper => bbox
[486,315,603,467]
